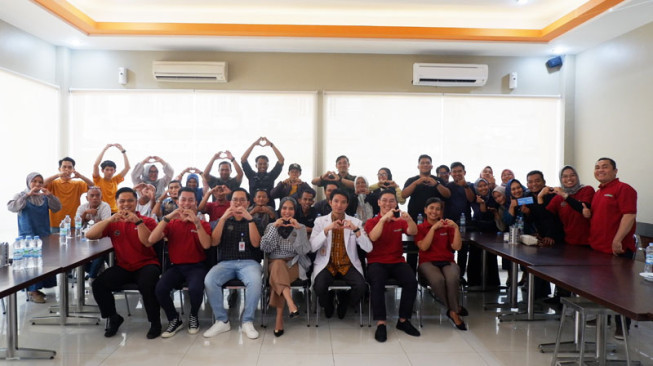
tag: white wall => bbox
[575,21,653,228]
[0,20,56,84]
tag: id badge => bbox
[239,240,246,252]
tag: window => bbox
[0,69,59,238]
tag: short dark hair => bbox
[526,170,544,180]
[378,189,397,200]
[418,154,432,163]
[168,180,181,187]
[424,197,444,209]
[597,157,617,169]
[59,157,75,167]
[178,187,196,197]
[436,165,450,173]
[255,155,269,164]
[228,187,250,201]
[115,187,137,200]
[254,188,270,199]
[378,167,393,180]
[218,161,232,169]
[450,162,465,171]
[300,187,316,198]
[329,188,349,203]
[335,155,349,164]
[324,182,339,192]
[100,160,116,170]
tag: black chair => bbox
[315,279,368,327]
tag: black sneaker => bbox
[104,314,124,338]
[188,314,200,335]
[147,324,162,339]
[374,324,387,342]
[396,320,420,337]
[161,317,183,338]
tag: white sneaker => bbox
[241,322,259,339]
[202,321,230,338]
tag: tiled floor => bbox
[1,275,652,366]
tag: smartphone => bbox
[517,196,534,205]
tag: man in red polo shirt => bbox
[150,187,212,338]
[364,189,420,343]
[586,157,637,256]
[585,157,637,339]
[87,187,161,339]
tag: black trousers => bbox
[367,262,417,321]
[92,264,161,325]
[313,267,366,309]
[155,262,208,320]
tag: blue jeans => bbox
[204,260,262,323]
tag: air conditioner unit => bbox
[152,61,228,82]
[412,63,488,87]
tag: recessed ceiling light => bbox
[552,46,566,55]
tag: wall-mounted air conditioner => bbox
[412,63,488,87]
[152,61,228,82]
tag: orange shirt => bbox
[93,174,124,213]
[47,179,88,227]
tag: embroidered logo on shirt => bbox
[604,194,614,197]
[440,232,448,236]
[393,229,402,232]
[113,230,121,237]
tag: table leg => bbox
[0,293,56,360]
[481,249,487,291]
[539,309,600,354]
[498,272,559,322]
[50,265,99,314]
[31,272,100,326]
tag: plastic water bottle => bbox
[59,220,68,245]
[645,243,653,273]
[64,215,72,238]
[417,213,424,225]
[74,215,82,238]
[459,213,466,233]
[34,235,43,268]
[12,237,24,270]
[24,236,34,269]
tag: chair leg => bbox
[304,287,310,327]
[123,293,131,316]
[178,290,185,316]
[578,311,586,366]
[315,294,320,327]
[551,303,567,366]
[418,286,423,328]
[621,314,631,366]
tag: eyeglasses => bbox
[231,198,248,203]
[377,173,388,177]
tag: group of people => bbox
[7,136,638,342]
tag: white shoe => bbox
[202,321,230,338]
[241,322,259,339]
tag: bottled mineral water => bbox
[59,220,67,245]
[34,235,43,268]
[12,237,24,271]
[417,213,424,225]
[64,215,72,238]
[24,236,35,269]
[74,215,82,238]
[645,243,653,273]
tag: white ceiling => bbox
[0,0,652,56]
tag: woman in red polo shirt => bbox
[415,197,466,330]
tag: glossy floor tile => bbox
[1,272,652,366]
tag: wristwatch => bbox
[353,227,361,233]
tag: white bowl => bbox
[639,272,653,282]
